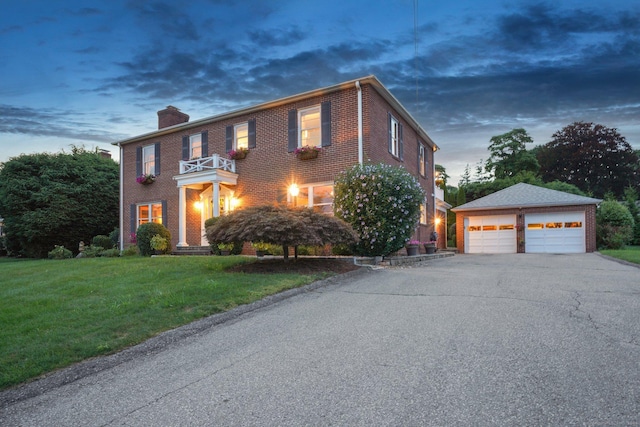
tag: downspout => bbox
[118,143,124,251]
[355,80,363,165]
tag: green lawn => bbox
[600,246,640,265]
[0,256,331,390]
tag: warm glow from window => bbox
[299,107,320,147]
[289,184,300,197]
[235,123,248,149]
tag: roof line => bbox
[112,75,438,150]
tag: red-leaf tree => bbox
[205,205,358,260]
[537,122,639,198]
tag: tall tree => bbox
[485,128,539,179]
[0,148,119,257]
[537,122,639,198]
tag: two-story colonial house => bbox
[113,75,443,253]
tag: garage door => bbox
[525,212,585,253]
[466,215,516,253]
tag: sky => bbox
[1,0,638,184]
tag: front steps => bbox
[172,246,212,256]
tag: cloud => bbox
[248,27,306,47]
[0,105,128,143]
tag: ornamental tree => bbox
[333,163,425,257]
[205,205,358,260]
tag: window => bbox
[482,225,497,231]
[499,224,514,230]
[389,116,400,157]
[142,145,156,175]
[527,223,544,229]
[546,222,563,229]
[299,106,321,148]
[189,134,202,159]
[419,144,426,177]
[235,123,249,150]
[290,183,334,214]
[565,221,583,228]
[469,226,481,231]
[420,200,427,224]
[137,203,163,227]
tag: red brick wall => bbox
[454,204,598,254]
[121,82,436,250]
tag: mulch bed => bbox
[226,258,361,274]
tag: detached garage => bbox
[453,183,602,254]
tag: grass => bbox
[0,256,332,390]
[600,245,640,265]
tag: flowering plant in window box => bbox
[228,147,248,160]
[294,145,321,160]
[136,173,156,185]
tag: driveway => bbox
[2,254,640,426]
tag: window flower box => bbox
[228,148,248,160]
[136,174,156,185]
[294,146,320,160]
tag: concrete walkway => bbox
[2,253,640,425]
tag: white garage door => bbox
[466,215,517,254]
[525,212,585,253]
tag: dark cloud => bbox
[248,27,306,47]
[0,105,127,143]
[129,1,200,41]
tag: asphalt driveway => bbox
[2,253,640,426]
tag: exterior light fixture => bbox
[435,217,442,226]
[194,201,203,211]
[288,184,300,197]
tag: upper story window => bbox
[420,200,427,224]
[189,134,202,159]
[299,106,321,148]
[288,102,331,153]
[419,143,426,177]
[235,123,249,150]
[388,113,403,159]
[142,145,156,175]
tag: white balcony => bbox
[179,155,235,174]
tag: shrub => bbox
[100,248,121,257]
[48,245,73,260]
[82,245,104,258]
[331,243,354,256]
[92,235,114,249]
[150,234,169,254]
[122,245,139,256]
[205,217,243,255]
[136,223,171,256]
[109,228,120,247]
[596,200,635,249]
[334,163,425,256]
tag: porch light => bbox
[435,217,442,226]
[231,197,240,209]
[194,201,203,211]
[288,184,300,197]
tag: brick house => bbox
[452,183,602,254]
[113,76,442,253]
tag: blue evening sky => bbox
[1,0,638,183]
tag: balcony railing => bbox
[179,155,236,174]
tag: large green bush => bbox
[334,163,425,256]
[596,200,634,249]
[92,235,114,249]
[136,223,171,256]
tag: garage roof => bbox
[452,183,602,212]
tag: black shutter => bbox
[161,200,167,226]
[136,147,142,176]
[130,204,137,236]
[398,123,404,161]
[182,136,189,160]
[321,101,331,147]
[417,142,422,175]
[288,109,297,152]
[388,113,393,154]
[248,119,256,148]
[201,131,208,157]
[154,143,161,175]
[225,126,233,153]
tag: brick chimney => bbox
[157,106,189,129]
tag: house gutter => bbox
[355,80,363,165]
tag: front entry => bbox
[199,184,234,245]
